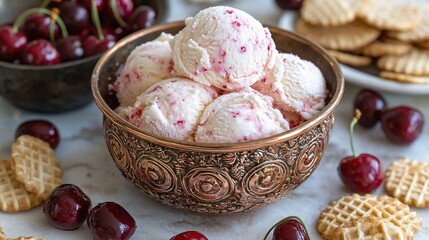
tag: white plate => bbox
[278,11,429,95]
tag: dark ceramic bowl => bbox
[92,21,345,214]
[0,0,167,113]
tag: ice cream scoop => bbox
[113,33,175,107]
[128,78,219,142]
[171,6,277,91]
[252,53,327,121]
[195,89,289,143]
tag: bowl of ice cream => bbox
[92,6,344,214]
[0,0,167,113]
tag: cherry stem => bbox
[40,0,51,8]
[110,0,127,28]
[12,7,68,38]
[350,109,362,157]
[262,216,310,240]
[91,0,105,40]
[49,8,60,43]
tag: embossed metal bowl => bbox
[0,0,167,113]
[91,21,344,214]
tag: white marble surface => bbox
[1,0,429,239]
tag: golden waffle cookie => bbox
[332,216,406,240]
[300,0,355,27]
[360,41,412,57]
[380,71,429,84]
[385,159,429,208]
[318,194,422,239]
[317,194,385,239]
[373,195,422,238]
[328,50,372,67]
[295,18,381,51]
[358,2,419,31]
[386,8,429,42]
[11,135,62,200]
[377,49,429,76]
[0,160,42,212]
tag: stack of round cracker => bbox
[296,0,429,84]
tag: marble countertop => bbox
[1,0,428,239]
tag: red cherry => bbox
[59,1,91,34]
[106,0,134,22]
[170,231,208,240]
[0,26,28,62]
[127,5,155,33]
[15,119,60,149]
[56,35,84,62]
[43,184,92,230]
[275,0,304,10]
[381,106,424,145]
[338,153,383,194]
[21,39,61,65]
[87,202,136,240]
[79,0,106,12]
[21,13,60,41]
[354,89,386,128]
[337,110,383,194]
[272,218,309,240]
[82,36,115,57]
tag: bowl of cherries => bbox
[0,0,167,113]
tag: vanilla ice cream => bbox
[195,90,289,143]
[171,6,277,91]
[252,53,327,120]
[128,78,219,142]
[113,33,175,107]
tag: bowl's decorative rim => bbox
[91,21,345,153]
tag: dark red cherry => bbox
[381,106,424,145]
[87,202,136,240]
[15,119,60,149]
[79,0,106,12]
[354,89,386,128]
[82,36,115,57]
[106,0,134,22]
[275,0,304,10]
[21,39,61,65]
[59,1,91,34]
[338,153,383,194]
[0,26,28,62]
[56,35,84,62]
[170,231,208,240]
[273,218,309,240]
[127,5,155,33]
[21,13,60,41]
[43,184,92,230]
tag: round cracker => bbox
[380,71,429,84]
[328,50,372,67]
[377,49,429,76]
[295,18,381,51]
[301,0,355,27]
[360,40,412,57]
[386,7,429,42]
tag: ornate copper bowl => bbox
[91,21,344,214]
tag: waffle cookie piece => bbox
[11,135,63,200]
[295,18,381,51]
[328,50,372,67]
[385,159,429,208]
[386,8,429,42]
[317,194,422,239]
[332,216,406,240]
[358,2,419,31]
[359,41,412,57]
[0,160,43,212]
[377,49,429,76]
[300,0,355,27]
[380,71,429,84]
